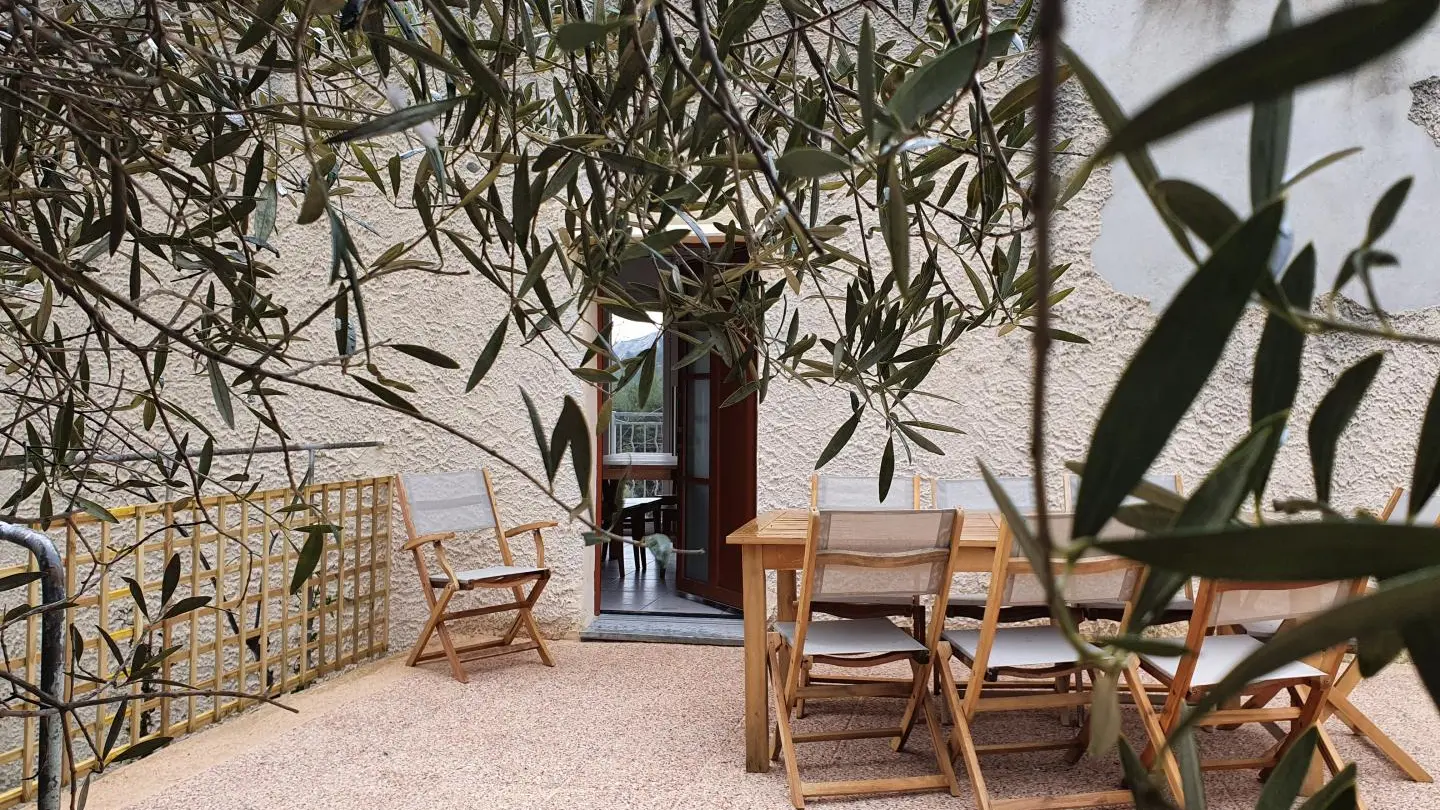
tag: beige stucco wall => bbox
[26,0,1439,653]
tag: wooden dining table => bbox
[725,508,1005,773]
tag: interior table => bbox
[724,508,1004,773]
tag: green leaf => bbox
[886,30,1014,128]
[1153,179,1239,248]
[1411,372,1440,519]
[1169,568,1440,741]
[1296,765,1358,810]
[190,130,251,167]
[207,357,235,429]
[555,395,591,495]
[883,164,909,286]
[0,572,41,592]
[389,343,460,369]
[1128,416,1281,629]
[1095,635,1188,657]
[521,389,552,479]
[162,552,181,605]
[1282,147,1363,192]
[858,15,876,138]
[815,404,863,470]
[1365,176,1413,245]
[326,97,465,146]
[1098,521,1440,581]
[1249,244,1315,497]
[111,736,172,764]
[878,437,895,502]
[1087,670,1120,757]
[555,20,611,51]
[1099,0,1440,159]
[354,376,419,413]
[1308,352,1383,503]
[1172,718,1205,810]
[72,496,118,523]
[1060,42,1197,263]
[466,318,509,392]
[1356,627,1406,676]
[990,64,1072,124]
[1074,202,1283,539]
[1249,1,1294,208]
[162,595,212,620]
[1257,727,1320,810]
[123,576,148,619]
[776,147,850,179]
[1117,738,1177,810]
[289,526,328,594]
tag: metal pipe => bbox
[0,522,65,810]
[95,439,383,464]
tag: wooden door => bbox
[675,351,755,608]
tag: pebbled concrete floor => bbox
[78,641,1440,810]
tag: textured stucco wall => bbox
[75,0,1440,652]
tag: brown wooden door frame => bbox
[675,352,754,609]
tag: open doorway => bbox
[594,238,757,619]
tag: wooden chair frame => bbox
[768,508,965,808]
[940,514,1167,810]
[397,470,556,683]
[799,474,927,717]
[1134,577,1370,806]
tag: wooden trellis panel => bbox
[0,477,392,807]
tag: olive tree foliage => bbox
[1012,0,1440,807]
[0,0,1068,532]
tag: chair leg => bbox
[1126,661,1183,803]
[893,656,931,752]
[1316,724,1368,810]
[768,633,805,809]
[939,646,991,810]
[409,587,468,683]
[921,688,962,797]
[795,659,810,719]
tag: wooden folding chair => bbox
[396,469,556,683]
[1134,576,1370,805]
[939,512,1165,810]
[799,474,927,715]
[768,508,964,808]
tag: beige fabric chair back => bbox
[812,474,920,510]
[1204,581,1351,627]
[933,476,1037,512]
[808,510,959,600]
[1000,513,1142,607]
[397,470,499,535]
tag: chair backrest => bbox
[1382,486,1440,526]
[933,476,1037,512]
[811,474,921,510]
[804,509,961,601]
[1063,471,1184,511]
[1196,580,1356,628]
[993,513,1143,607]
[397,469,501,535]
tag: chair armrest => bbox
[504,520,557,537]
[504,521,554,567]
[401,531,456,552]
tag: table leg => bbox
[742,544,769,773]
[777,570,797,622]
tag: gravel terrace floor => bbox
[79,640,1440,810]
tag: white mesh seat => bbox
[776,618,927,656]
[430,565,547,588]
[944,625,1100,670]
[1138,634,1323,687]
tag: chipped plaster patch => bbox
[1408,76,1440,146]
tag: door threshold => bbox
[581,613,743,646]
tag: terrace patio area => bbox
[73,641,1440,810]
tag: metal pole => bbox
[0,522,65,810]
[95,439,384,465]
